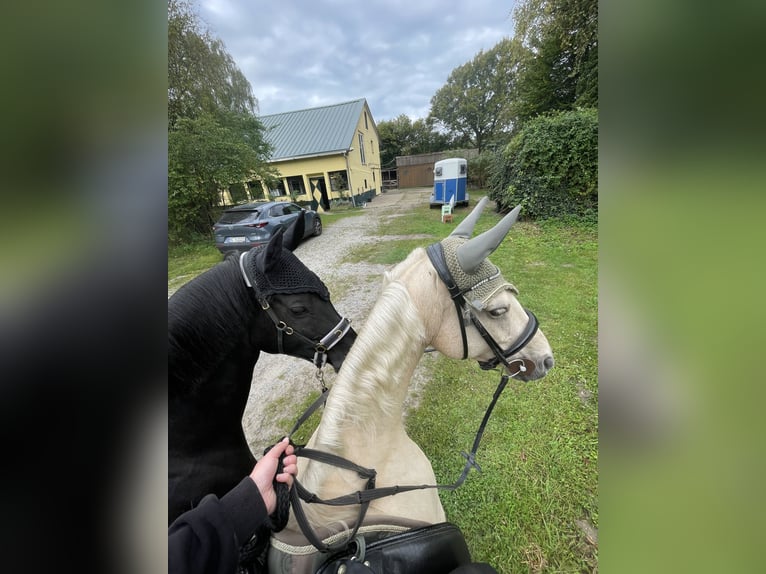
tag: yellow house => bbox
[237,98,381,212]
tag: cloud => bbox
[198,1,513,122]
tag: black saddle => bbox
[316,522,471,574]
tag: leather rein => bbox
[279,243,540,553]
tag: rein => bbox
[278,361,527,553]
[239,251,352,369]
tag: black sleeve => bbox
[168,477,271,574]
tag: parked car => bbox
[213,201,322,259]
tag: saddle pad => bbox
[316,522,471,574]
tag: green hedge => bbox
[488,108,597,220]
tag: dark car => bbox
[213,201,322,259]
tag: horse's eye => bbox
[488,307,508,318]
[290,305,308,315]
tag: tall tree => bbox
[168,0,257,128]
[167,0,275,242]
[511,0,597,122]
[428,39,518,152]
[168,111,276,240]
[377,115,452,166]
[377,114,413,167]
[410,118,454,154]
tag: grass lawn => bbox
[167,239,222,293]
[417,217,597,574]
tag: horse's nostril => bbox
[544,356,555,370]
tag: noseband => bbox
[239,252,353,369]
[425,242,538,373]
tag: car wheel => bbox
[313,217,322,236]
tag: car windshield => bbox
[217,209,261,224]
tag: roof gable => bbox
[260,99,367,161]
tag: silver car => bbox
[213,201,322,259]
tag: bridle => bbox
[425,242,538,373]
[239,251,352,370]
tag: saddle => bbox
[269,517,471,574]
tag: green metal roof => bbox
[260,99,366,162]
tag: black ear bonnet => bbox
[241,242,330,301]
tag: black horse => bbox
[168,216,356,524]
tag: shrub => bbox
[467,152,493,189]
[489,108,597,220]
[487,146,513,211]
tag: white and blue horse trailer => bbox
[429,158,469,207]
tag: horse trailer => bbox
[429,158,469,208]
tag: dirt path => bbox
[242,187,440,454]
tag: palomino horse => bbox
[168,216,356,524]
[270,198,554,573]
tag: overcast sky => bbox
[198,0,515,123]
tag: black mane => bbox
[168,259,255,395]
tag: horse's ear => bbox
[450,196,489,239]
[456,205,521,273]
[283,212,305,252]
[263,226,286,271]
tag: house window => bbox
[358,133,366,165]
[286,176,305,199]
[364,179,368,189]
[364,112,368,130]
[268,180,286,197]
[228,182,247,204]
[247,180,265,200]
[328,170,349,192]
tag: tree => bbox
[410,118,454,155]
[377,115,413,167]
[428,39,518,152]
[169,111,277,239]
[167,0,275,243]
[377,115,452,167]
[168,0,257,128]
[511,0,597,123]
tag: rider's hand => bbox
[249,437,297,514]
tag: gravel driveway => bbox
[243,186,440,453]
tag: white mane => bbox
[311,270,426,451]
[292,251,446,529]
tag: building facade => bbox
[228,98,381,212]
